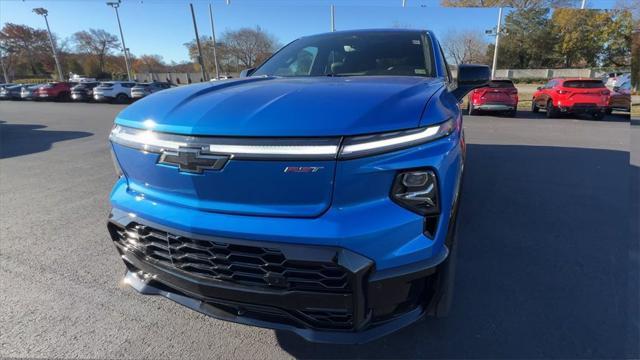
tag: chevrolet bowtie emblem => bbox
[158,147,228,174]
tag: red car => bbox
[33,82,73,101]
[467,79,518,117]
[532,78,610,120]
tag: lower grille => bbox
[298,309,354,329]
[110,222,351,294]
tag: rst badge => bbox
[283,166,324,173]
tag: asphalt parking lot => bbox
[0,101,637,359]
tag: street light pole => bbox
[209,3,220,80]
[330,5,335,32]
[402,0,407,7]
[190,3,208,81]
[491,7,503,79]
[0,48,9,83]
[107,1,132,81]
[33,8,64,81]
[581,0,586,9]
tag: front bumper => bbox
[108,208,448,343]
[72,92,91,101]
[94,94,112,101]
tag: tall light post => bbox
[486,7,504,79]
[32,8,64,81]
[581,0,586,9]
[330,5,336,32]
[209,3,220,79]
[107,0,132,81]
[190,3,208,81]
[0,46,9,83]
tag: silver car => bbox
[131,82,175,99]
[20,84,44,100]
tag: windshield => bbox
[252,31,434,78]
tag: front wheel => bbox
[57,92,70,102]
[433,219,459,318]
[546,100,558,118]
[115,93,129,104]
[591,111,604,120]
[531,99,539,113]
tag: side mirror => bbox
[537,86,542,90]
[451,64,490,101]
[239,68,256,78]
[613,86,620,92]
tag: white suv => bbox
[93,81,137,103]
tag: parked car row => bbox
[467,78,630,120]
[0,81,175,103]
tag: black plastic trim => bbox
[108,208,449,343]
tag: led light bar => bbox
[109,125,341,160]
[110,118,455,161]
[110,125,187,152]
[208,144,339,157]
[338,118,454,159]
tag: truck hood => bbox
[115,76,444,137]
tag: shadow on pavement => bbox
[276,144,638,359]
[0,121,93,159]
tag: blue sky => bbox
[1,0,618,63]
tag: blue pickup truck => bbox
[108,29,489,343]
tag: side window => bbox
[273,46,318,76]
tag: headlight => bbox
[391,170,439,216]
[110,148,123,178]
[109,126,124,178]
[338,118,455,159]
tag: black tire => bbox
[546,100,558,118]
[591,111,604,120]
[432,172,464,318]
[605,108,613,115]
[433,214,459,318]
[115,93,129,104]
[507,107,517,117]
[531,99,539,113]
[57,92,70,102]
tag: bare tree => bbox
[614,0,639,20]
[132,54,167,73]
[441,0,577,8]
[442,30,489,64]
[221,26,279,69]
[73,29,120,73]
